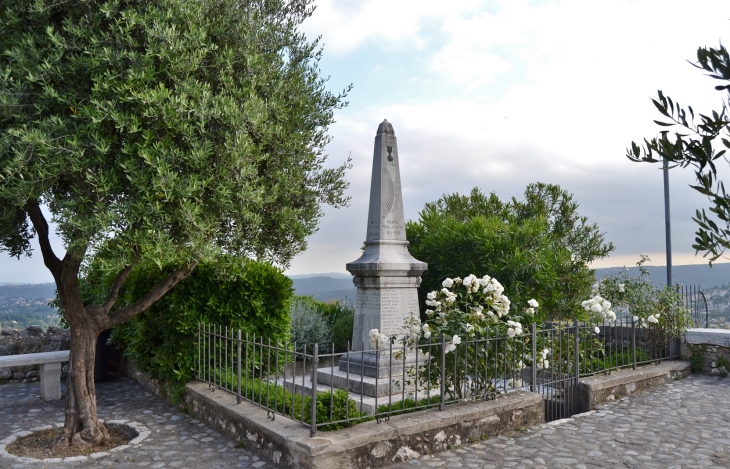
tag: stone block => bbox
[686,328,730,347]
[40,362,62,400]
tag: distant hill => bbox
[594,263,730,289]
[0,283,56,300]
[289,272,351,280]
[291,276,356,305]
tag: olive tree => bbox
[627,42,730,263]
[0,0,350,447]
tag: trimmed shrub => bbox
[81,255,293,402]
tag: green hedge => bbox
[82,255,293,402]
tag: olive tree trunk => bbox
[58,323,109,447]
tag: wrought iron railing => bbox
[196,318,680,433]
[681,284,709,328]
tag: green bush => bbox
[212,367,370,431]
[290,297,333,350]
[82,255,293,402]
[407,184,613,323]
[288,297,354,353]
[330,304,355,353]
[689,352,704,373]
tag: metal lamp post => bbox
[661,131,672,287]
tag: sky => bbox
[1,0,730,283]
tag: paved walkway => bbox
[389,374,730,469]
[2,374,729,468]
[0,375,279,469]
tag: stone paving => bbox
[389,374,730,469]
[0,375,279,469]
[2,374,730,469]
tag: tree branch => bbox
[99,260,139,314]
[106,262,197,328]
[24,199,62,275]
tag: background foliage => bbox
[407,183,614,322]
[597,256,694,336]
[289,296,354,353]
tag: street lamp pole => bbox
[661,131,672,287]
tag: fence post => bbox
[197,322,200,380]
[237,329,241,404]
[632,317,637,370]
[439,333,446,411]
[310,343,319,437]
[531,323,537,393]
[573,319,579,415]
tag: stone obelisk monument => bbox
[344,120,427,376]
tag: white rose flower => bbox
[452,335,462,345]
[444,343,456,354]
[594,326,600,334]
[426,291,437,300]
[526,308,535,315]
[618,283,625,293]
[528,299,539,308]
[633,316,639,322]
[442,278,453,288]
[506,327,516,337]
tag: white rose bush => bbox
[368,274,541,400]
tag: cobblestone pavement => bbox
[0,375,280,469]
[3,374,730,469]
[389,374,730,469]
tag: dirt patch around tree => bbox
[6,424,133,459]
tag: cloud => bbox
[5,0,730,282]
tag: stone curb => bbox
[0,419,150,463]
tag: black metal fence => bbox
[681,284,709,328]
[196,318,680,434]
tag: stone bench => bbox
[0,350,69,400]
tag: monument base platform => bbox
[337,350,426,379]
[279,368,440,415]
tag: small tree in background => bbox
[0,0,349,447]
[407,183,614,322]
[627,42,730,263]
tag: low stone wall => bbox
[683,328,730,375]
[114,357,692,469]
[184,381,544,469]
[577,361,690,411]
[0,326,70,384]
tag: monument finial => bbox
[377,119,394,135]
